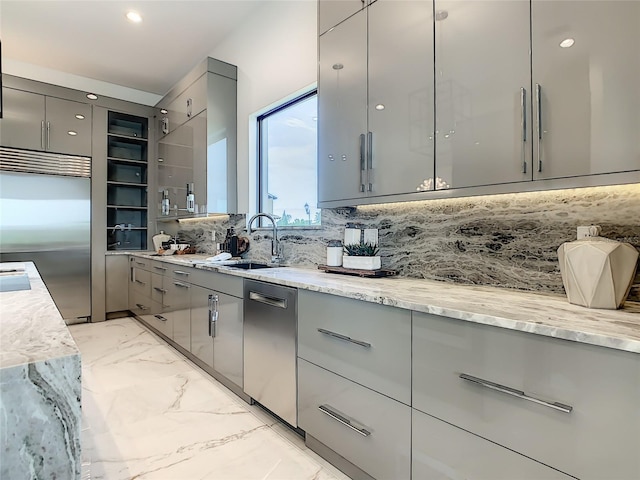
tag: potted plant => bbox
[342,242,381,270]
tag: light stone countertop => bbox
[128,253,640,354]
[0,262,80,369]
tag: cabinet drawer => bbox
[412,409,572,479]
[130,267,151,297]
[150,273,165,304]
[129,291,158,318]
[130,257,152,271]
[141,305,172,339]
[298,290,411,404]
[413,312,640,479]
[207,271,243,297]
[150,261,169,275]
[298,359,411,480]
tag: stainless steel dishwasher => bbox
[243,279,298,426]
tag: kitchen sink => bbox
[225,262,282,270]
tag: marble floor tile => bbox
[70,317,350,480]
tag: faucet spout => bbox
[247,213,281,263]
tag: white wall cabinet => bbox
[0,88,92,157]
[318,0,368,35]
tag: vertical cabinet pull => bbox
[536,83,542,173]
[46,121,51,150]
[359,133,366,192]
[41,121,46,150]
[459,373,573,414]
[208,294,219,337]
[520,87,527,174]
[366,131,373,192]
[318,404,371,437]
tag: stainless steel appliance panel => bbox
[243,279,298,426]
[0,168,91,320]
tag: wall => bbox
[206,1,318,214]
[176,184,640,303]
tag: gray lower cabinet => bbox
[164,276,191,350]
[298,359,411,480]
[412,409,572,480]
[413,311,640,480]
[106,255,129,312]
[190,284,243,389]
[298,289,411,404]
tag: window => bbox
[258,90,319,226]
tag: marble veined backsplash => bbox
[169,184,640,302]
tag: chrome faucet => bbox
[247,213,282,264]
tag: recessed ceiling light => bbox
[75,114,85,120]
[560,38,575,48]
[86,93,98,100]
[160,108,168,115]
[375,104,385,111]
[68,131,78,136]
[126,11,142,23]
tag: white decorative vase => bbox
[557,237,639,309]
[342,255,381,271]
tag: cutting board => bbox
[152,232,171,251]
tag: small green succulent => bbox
[344,242,379,257]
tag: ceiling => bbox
[1,1,268,96]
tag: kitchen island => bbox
[0,262,82,480]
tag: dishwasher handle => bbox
[249,291,288,309]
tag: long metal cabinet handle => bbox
[249,291,287,309]
[41,121,46,150]
[366,131,373,192]
[135,261,146,267]
[154,314,168,322]
[174,270,190,276]
[153,266,167,271]
[46,121,51,150]
[173,281,190,288]
[318,404,371,437]
[208,294,219,337]
[135,303,149,311]
[520,88,527,174]
[459,373,573,413]
[359,133,366,192]
[536,83,542,172]
[134,279,146,286]
[153,287,167,294]
[317,328,371,348]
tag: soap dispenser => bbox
[161,190,170,216]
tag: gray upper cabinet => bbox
[1,88,92,157]
[318,0,368,35]
[368,0,434,198]
[532,0,640,179]
[318,10,368,204]
[155,57,237,216]
[318,1,435,206]
[434,0,531,189]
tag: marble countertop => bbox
[129,253,640,354]
[0,262,80,369]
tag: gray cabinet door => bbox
[0,88,45,150]
[105,255,129,312]
[434,0,532,189]
[190,285,214,368]
[318,0,366,35]
[412,409,573,479]
[164,277,191,350]
[532,1,640,179]
[212,291,243,389]
[45,97,92,157]
[318,10,368,204]
[368,0,434,198]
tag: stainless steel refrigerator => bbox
[0,147,91,321]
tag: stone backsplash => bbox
[167,184,640,302]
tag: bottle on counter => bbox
[326,240,343,267]
[161,190,170,216]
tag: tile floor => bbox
[70,317,351,480]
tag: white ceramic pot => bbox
[342,255,381,271]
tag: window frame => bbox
[257,89,319,228]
